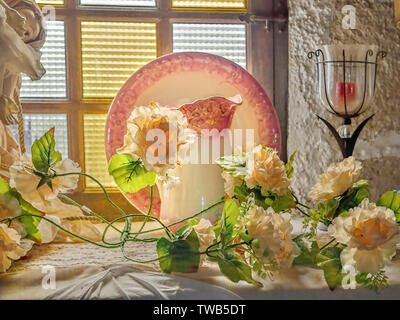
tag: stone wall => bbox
[288,0,400,201]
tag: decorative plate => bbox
[105,52,281,219]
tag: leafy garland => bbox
[1,128,399,293]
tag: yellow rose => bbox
[308,156,362,203]
[329,199,400,274]
[118,105,194,177]
[244,145,290,196]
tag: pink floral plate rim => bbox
[105,52,281,218]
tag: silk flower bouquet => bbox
[1,104,399,293]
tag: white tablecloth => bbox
[1,221,400,300]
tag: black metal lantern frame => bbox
[308,47,387,158]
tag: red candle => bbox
[336,82,356,101]
[336,82,356,113]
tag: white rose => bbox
[37,214,61,244]
[9,154,80,208]
[0,192,24,237]
[0,223,33,272]
[245,205,300,269]
[221,171,243,197]
[0,193,21,219]
[193,218,215,265]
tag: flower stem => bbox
[320,238,336,251]
[104,213,174,240]
[168,199,225,228]
[55,172,127,218]
[131,186,153,241]
[58,193,123,237]
[296,206,310,217]
[128,199,225,237]
[13,214,122,249]
[296,201,311,210]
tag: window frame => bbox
[20,0,288,218]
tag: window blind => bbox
[20,20,67,99]
[172,0,246,8]
[83,114,116,188]
[81,21,157,99]
[173,23,247,69]
[36,0,64,5]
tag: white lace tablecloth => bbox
[2,221,400,300]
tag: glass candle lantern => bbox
[308,45,386,158]
[314,45,384,119]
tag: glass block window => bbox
[19,1,257,202]
[172,0,246,9]
[81,21,157,99]
[173,23,247,69]
[83,114,115,188]
[20,21,67,99]
[10,114,69,159]
[36,0,64,5]
[80,0,156,6]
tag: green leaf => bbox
[234,182,294,213]
[339,211,350,218]
[316,246,344,290]
[18,214,42,243]
[234,183,267,209]
[353,180,369,189]
[108,154,157,193]
[293,238,344,290]
[377,191,400,222]
[356,271,388,294]
[156,228,200,274]
[335,186,370,217]
[31,128,62,173]
[293,238,320,266]
[318,199,340,219]
[10,190,43,243]
[0,177,42,242]
[285,151,296,179]
[216,249,261,286]
[271,190,296,213]
[216,154,248,178]
[0,177,10,194]
[220,199,240,245]
[239,230,252,244]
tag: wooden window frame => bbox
[20,0,288,219]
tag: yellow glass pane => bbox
[81,21,157,99]
[83,114,115,189]
[80,0,156,6]
[172,0,245,8]
[36,0,64,5]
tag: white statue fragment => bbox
[0,1,102,244]
[0,0,46,125]
[0,0,46,177]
